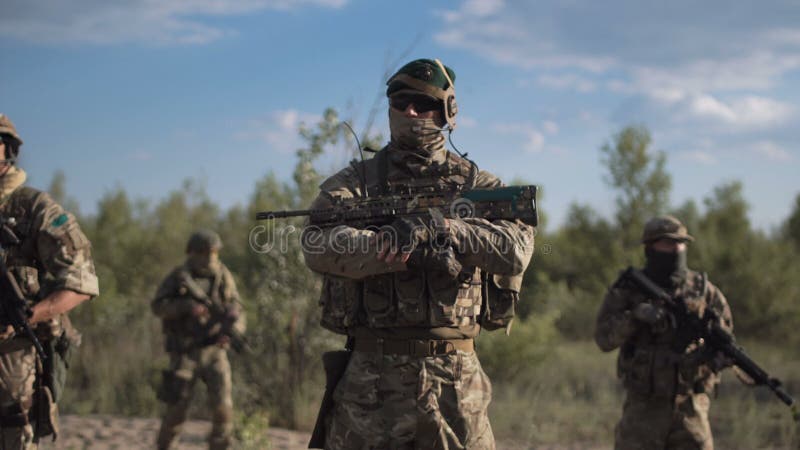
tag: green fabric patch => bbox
[51,213,69,228]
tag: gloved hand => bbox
[383,216,432,254]
[632,303,667,326]
[406,246,462,279]
[632,303,672,333]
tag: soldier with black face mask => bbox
[595,216,743,450]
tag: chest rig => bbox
[618,270,713,397]
[0,187,45,301]
[326,148,486,331]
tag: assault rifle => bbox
[0,222,47,361]
[256,185,538,227]
[178,272,251,354]
[623,267,794,407]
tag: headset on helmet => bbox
[386,59,458,130]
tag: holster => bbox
[308,349,352,449]
[31,384,58,442]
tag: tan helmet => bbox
[0,114,23,145]
[642,215,694,244]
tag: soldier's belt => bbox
[352,337,474,356]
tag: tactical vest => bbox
[319,148,504,334]
[161,267,232,352]
[616,270,717,398]
[1,187,47,303]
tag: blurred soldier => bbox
[596,216,741,450]
[302,59,536,449]
[0,113,98,449]
[152,230,245,450]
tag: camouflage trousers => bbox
[615,391,713,450]
[325,350,495,450]
[0,345,37,450]
[156,346,233,450]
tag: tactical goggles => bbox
[389,94,442,113]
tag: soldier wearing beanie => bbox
[0,114,98,449]
[301,59,535,449]
[595,216,747,450]
[151,230,246,450]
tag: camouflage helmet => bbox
[0,114,23,144]
[642,215,694,244]
[186,229,223,253]
[0,114,23,162]
[386,58,458,129]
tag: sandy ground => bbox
[42,414,606,450]
[45,415,309,450]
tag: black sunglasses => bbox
[390,94,442,113]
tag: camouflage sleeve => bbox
[707,281,734,335]
[446,168,535,275]
[32,192,99,297]
[595,284,640,352]
[449,218,534,276]
[301,169,406,280]
[222,265,246,335]
[150,269,195,319]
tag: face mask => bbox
[187,251,220,277]
[0,166,26,199]
[644,247,688,287]
[388,108,446,158]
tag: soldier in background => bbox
[152,230,245,450]
[0,113,99,449]
[302,59,535,449]
[595,216,744,450]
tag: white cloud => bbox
[0,0,348,45]
[753,141,792,162]
[492,123,546,153]
[234,109,321,153]
[537,74,596,93]
[677,151,717,165]
[542,120,559,135]
[128,150,153,161]
[457,116,478,128]
[436,1,800,135]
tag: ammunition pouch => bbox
[157,369,193,405]
[480,273,520,332]
[9,265,40,299]
[319,276,361,335]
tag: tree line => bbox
[51,110,799,431]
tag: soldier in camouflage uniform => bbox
[595,216,741,450]
[0,114,99,449]
[302,59,536,449]
[152,230,245,450]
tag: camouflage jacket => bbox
[0,182,99,347]
[302,144,535,339]
[151,262,245,353]
[595,269,734,398]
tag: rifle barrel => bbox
[255,210,313,220]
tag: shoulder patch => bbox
[51,213,69,228]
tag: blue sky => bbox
[2,0,799,231]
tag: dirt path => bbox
[45,415,309,450]
[44,415,606,450]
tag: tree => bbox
[783,193,800,250]
[600,125,671,249]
